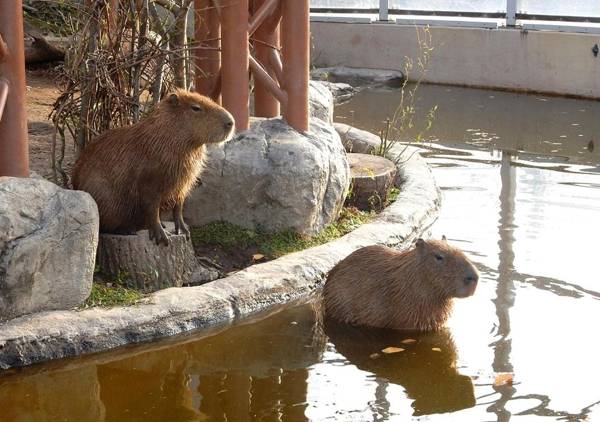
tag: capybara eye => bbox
[191,104,202,112]
[435,254,444,261]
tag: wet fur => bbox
[323,240,479,331]
[72,90,233,236]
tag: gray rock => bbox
[317,81,356,104]
[186,261,222,286]
[311,66,405,88]
[184,117,350,236]
[0,177,99,321]
[309,80,334,124]
[334,122,382,154]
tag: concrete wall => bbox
[311,22,600,98]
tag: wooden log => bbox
[345,153,397,212]
[97,223,197,292]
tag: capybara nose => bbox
[464,273,479,285]
[224,118,234,130]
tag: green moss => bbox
[192,207,373,259]
[79,283,146,309]
[387,187,401,204]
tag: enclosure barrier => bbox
[0,1,29,178]
[195,0,309,132]
[311,0,600,32]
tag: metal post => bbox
[379,0,389,22]
[252,0,281,118]
[0,1,29,177]
[221,0,249,132]
[281,0,309,132]
[506,0,517,26]
[195,0,222,102]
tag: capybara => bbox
[72,90,234,245]
[323,238,479,331]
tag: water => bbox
[2,85,600,421]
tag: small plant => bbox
[375,26,438,163]
[79,283,147,309]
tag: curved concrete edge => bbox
[0,146,441,370]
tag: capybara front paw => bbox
[175,220,190,239]
[149,224,170,246]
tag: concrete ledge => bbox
[0,145,441,370]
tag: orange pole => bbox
[281,0,309,132]
[221,0,249,132]
[195,0,221,102]
[252,0,281,118]
[0,1,29,177]
[249,56,287,106]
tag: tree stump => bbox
[346,153,397,211]
[97,223,197,292]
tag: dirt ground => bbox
[25,68,76,181]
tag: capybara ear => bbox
[415,238,425,248]
[167,92,179,106]
[442,235,447,242]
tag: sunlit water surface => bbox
[1,85,600,421]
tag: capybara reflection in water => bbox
[72,90,234,245]
[323,238,479,331]
[324,321,476,415]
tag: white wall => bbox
[311,22,600,98]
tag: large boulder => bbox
[0,177,99,321]
[184,117,350,235]
[309,80,334,124]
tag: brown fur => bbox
[323,238,479,331]
[72,90,234,245]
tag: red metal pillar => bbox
[252,0,281,118]
[195,0,222,102]
[0,1,29,177]
[281,0,309,132]
[221,0,249,132]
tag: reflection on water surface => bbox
[1,85,600,421]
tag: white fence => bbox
[310,0,600,32]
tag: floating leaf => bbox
[431,347,442,352]
[382,347,405,354]
[401,339,417,344]
[252,253,265,261]
[370,353,380,359]
[493,373,514,387]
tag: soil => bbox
[192,243,269,276]
[25,67,77,181]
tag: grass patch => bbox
[387,187,401,204]
[79,283,146,309]
[192,207,373,260]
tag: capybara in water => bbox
[72,90,234,245]
[323,238,479,331]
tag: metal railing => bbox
[311,0,600,30]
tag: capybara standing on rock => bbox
[72,90,234,245]
[323,238,479,331]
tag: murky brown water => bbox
[2,85,600,421]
